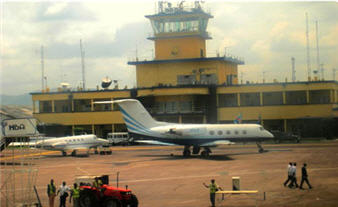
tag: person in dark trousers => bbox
[57,181,70,207]
[203,179,222,207]
[288,163,299,188]
[70,183,80,207]
[283,162,293,187]
[47,179,56,207]
[300,163,312,189]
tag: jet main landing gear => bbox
[256,142,265,153]
[200,147,212,158]
[183,145,191,157]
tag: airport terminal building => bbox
[30,4,338,138]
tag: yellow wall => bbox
[34,111,124,125]
[32,91,130,101]
[138,87,209,97]
[218,104,335,121]
[136,60,238,88]
[155,37,206,60]
[217,82,338,94]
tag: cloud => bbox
[34,2,96,22]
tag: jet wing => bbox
[135,140,179,146]
[63,145,90,150]
[200,140,234,147]
[51,141,67,148]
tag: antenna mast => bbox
[41,45,45,91]
[291,57,296,82]
[305,13,311,81]
[80,39,86,89]
[315,20,321,80]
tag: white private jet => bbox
[35,134,109,156]
[95,99,274,157]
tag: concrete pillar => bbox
[203,115,207,123]
[72,125,75,136]
[306,90,310,104]
[260,92,263,106]
[52,100,55,113]
[32,100,36,113]
[178,115,182,124]
[112,124,115,133]
[237,93,241,107]
[71,100,74,112]
[282,92,286,104]
[330,90,334,103]
[283,119,287,132]
[92,125,95,134]
[111,98,114,111]
[91,99,94,111]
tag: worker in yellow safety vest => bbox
[92,177,103,188]
[203,179,222,207]
[70,183,80,207]
[47,179,56,207]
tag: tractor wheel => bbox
[104,199,120,207]
[130,194,139,207]
[79,190,97,207]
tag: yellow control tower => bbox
[129,1,244,88]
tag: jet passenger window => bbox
[234,131,238,135]
[209,131,215,135]
[226,131,230,135]
[217,131,223,135]
[243,130,247,134]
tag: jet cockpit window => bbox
[259,127,264,131]
[217,131,223,135]
[209,131,215,135]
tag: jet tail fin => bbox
[95,99,164,134]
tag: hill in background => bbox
[0,94,31,106]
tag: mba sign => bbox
[1,118,38,136]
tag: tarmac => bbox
[1,141,338,207]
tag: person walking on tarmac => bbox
[300,163,313,190]
[57,181,70,207]
[70,183,80,207]
[93,177,103,197]
[289,163,299,188]
[283,162,293,187]
[203,179,223,207]
[47,179,56,207]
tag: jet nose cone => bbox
[99,138,109,144]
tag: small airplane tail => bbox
[113,99,163,133]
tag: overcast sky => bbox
[1,1,337,95]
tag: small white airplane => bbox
[95,99,274,157]
[35,134,109,156]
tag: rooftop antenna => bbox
[305,12,311,81]
[291,57,296,82]
[40,45,45,91]
[80,39,86,89]
[315,20,321,80]
[320,63,324,80]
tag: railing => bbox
[147,106,206,114]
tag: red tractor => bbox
[76,175,138,207]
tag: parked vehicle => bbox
[107,133,132,145]
[270,130,300,143]
[75,175,138,207]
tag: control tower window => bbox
[153,20,200,34]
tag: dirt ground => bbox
[1,141,338,207]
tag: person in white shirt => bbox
[283,162,293,186]
[288,163,299,188]
[57,181,70,207]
